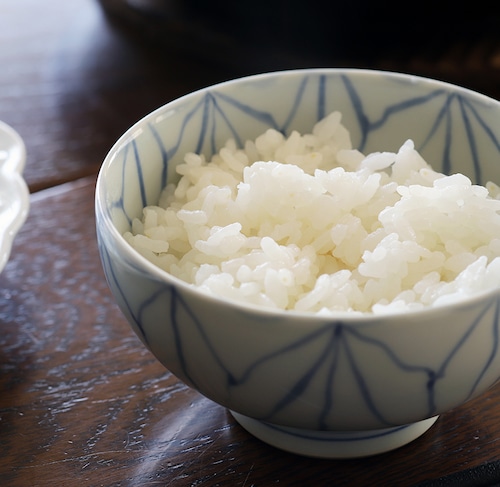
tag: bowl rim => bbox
[95,67,500,322]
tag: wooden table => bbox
[2,1,500,485]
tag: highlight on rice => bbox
[124,111,500,315]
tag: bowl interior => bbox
[98,69,500,237]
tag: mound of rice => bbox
[124,111,500,315]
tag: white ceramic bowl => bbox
[95,69,500,458]
[0,121,29,273]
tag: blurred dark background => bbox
[1,0,498,192]
[98,0,500,97]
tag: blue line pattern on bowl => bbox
[98,232,500,429]
[265,421,411,443]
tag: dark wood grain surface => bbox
[1,1,500,485]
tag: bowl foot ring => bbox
[230,411,439,458]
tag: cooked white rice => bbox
[124,111,500,315]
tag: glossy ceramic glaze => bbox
[0,121,29,273]
[95,69,500,458]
